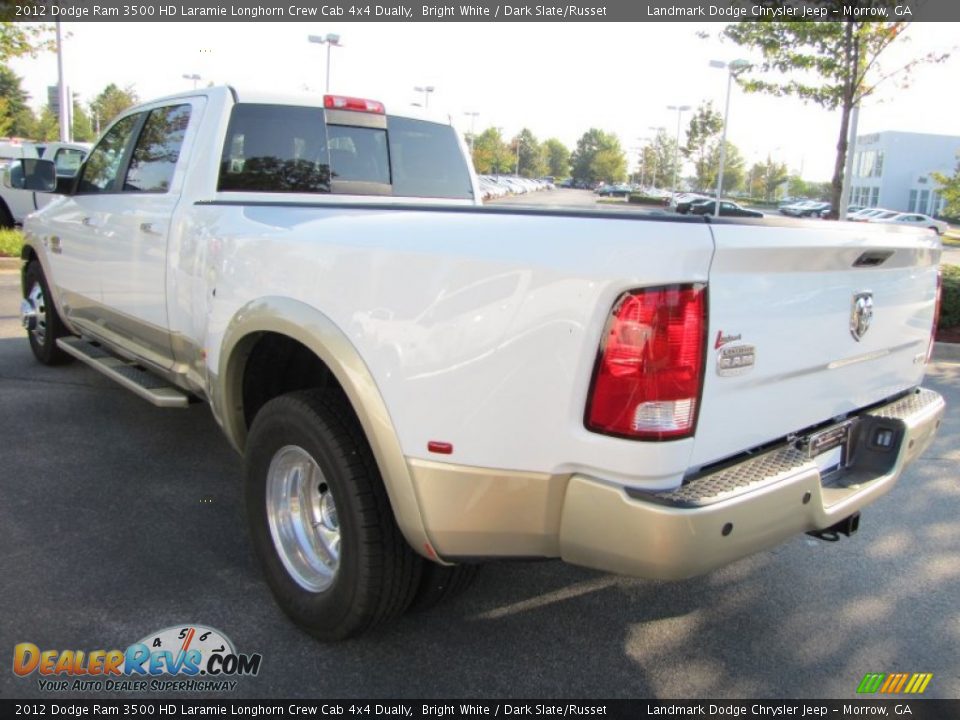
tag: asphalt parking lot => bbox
[1,265,959,700]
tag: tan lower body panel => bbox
[407,458,570,558]
[408,388,945,580]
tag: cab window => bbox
[76,114,141,194]
[124,104,192,193]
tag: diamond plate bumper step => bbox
[629,388,944,509]
[56,337,190,408]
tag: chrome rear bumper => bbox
[559,388,945,579]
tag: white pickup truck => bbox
[8,87,945,640]
[0,139,89,227]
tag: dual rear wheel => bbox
[245,390,477,640]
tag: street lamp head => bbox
[708,60,726,69]
[308,33,342,46]
[729,58,751,72]
[182,73,200,80]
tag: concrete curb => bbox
[933,341,960,363]
[0,257,21,272]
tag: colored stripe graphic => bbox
[857,672,933,694]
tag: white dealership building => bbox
[849,131,959,216]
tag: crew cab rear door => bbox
[94,99,204,370]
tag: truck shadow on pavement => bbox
[1,335,958,699]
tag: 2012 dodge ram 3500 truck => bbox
[8,87,945,640]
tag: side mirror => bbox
[2,159,57,192]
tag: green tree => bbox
[542,138,570,179]
[642,129,679,190]
[71,101,94,141]
[0,22,56,62]
[89,83,138,128]
[513,128,546,178]
[682,101,724,191]
[787,175,810,199]
[471,127,512,175]
[570,128,626,183]
[0,65,36,137]
[932,156,960,217]
[746,157,789,199]
[724,7,950,218]
[706,141,746,194]
[33,106,59,141]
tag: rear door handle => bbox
[140,222,164,236]
[81,216,100,228]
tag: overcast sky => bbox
[9,21,959,180]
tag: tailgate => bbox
[691,220,940,469]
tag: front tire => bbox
[0,200,14,229]
[22,261,72,365]
[244,390,422,640]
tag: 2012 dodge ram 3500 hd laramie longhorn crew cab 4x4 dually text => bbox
[8,88,945,639]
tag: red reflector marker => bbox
[427,441,453,455]
[585,284,706,441]
[323,95,385,114]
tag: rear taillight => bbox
[927,269,942,363]
[585,284,707,440]
[323,95,385,114]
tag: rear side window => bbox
[217,103,472,199]
[124,104,191,193]
[218,104,330,193]
[387,117,473,199]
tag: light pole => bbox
[514,135,524,176]
[709,59,750,215]
[182,73,202,89]
[666,105,691,203]
[464,111,479,151]
[55,21,69,142]
[307,33,342,93]
[414,85,435,109]
[636,137,650,187]
[648,126,663,188]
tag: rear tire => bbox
[244,389,423,640]
[23,261,72,365]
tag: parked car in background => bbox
[0,140,90,227]
[690,200,764,218]
[869,212,949,235]
[673,193,709,213]
[849,208,892,221]
[817,204,864,218]
[597,183,632,197]
[856,209,900,223]
[781,200,830,217]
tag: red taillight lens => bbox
[585,284,706,440]
[927,269,942,363]
[323,95,385,114]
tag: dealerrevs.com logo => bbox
[13,625,262,693]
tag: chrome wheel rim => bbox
[26,282,48,345]
[266,445,341,592]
